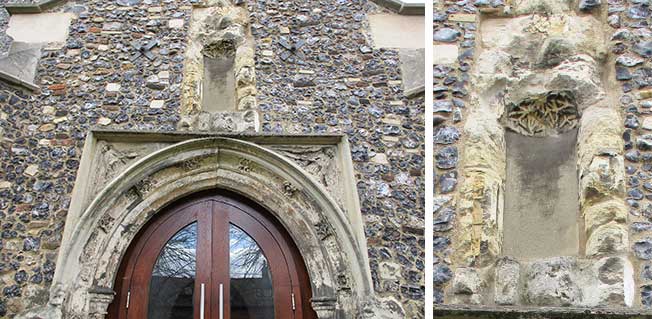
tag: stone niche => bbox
[446,1,635,312]
[502,91,581,259]
[16,130,404,319]
[178,0,258,133]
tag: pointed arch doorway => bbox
[107,191,316,319]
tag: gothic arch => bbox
[27,137,377,319]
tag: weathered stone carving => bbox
[282,180,298,196]
[177,110,258,132]
[97,214,114,233]
[311,297,337,319]
[93,141,140,193]
[134,178,155,196]
[238,158,253,172]
[31,135,377,319]
[315,218,334,240]
[181,157,202,171]
[503,91,578,136]
[271,145,344,208]
[87,287,114,318]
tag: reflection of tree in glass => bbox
[230,225,268,279]
[153,223,197,278]
[148,223,197,319]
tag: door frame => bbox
[107,191,316,319]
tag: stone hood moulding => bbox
[15,131,400,319]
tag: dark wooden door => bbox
[108,193,315,319]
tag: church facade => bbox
[0,0,425,318]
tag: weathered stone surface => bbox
[450,267,485,305]
[451,268,484,295]
[495,257,520,305]
[399,49,425,97]
[547,55,605,108]
[583,199,627,235]
[511,0,572,14]
[586,223,628,256]
[524,257,582,306]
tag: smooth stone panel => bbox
[503,130,580,259]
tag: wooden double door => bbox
[108,193,315,319]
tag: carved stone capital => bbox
[311,297,337,319]
[88,286,115,317]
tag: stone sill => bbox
[434,304,652,318]
[0,69,39,92]
[371,0,424,15]
[5,0,67,14]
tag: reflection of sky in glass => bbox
[153,223,197,278]
[230,225,268,279]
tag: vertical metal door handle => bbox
[219,283,224,319]
[200,283,205,319]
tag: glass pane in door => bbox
[148,222,197,319]
[230,224,275,319]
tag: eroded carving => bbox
[315,218,334,240]
[88,287,114,317]
[134,178,155,196]
[283,180,298,196]
[271,145,344,208]
[503,91,579,136]
[177,110,259,132]
[97,214,114,233]
[238,158,253,172]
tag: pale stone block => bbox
[106,83,121,92]
[586,223,628,257]
[368,14,424,49]
[42,106,55,115]
[158,71,170,80]
[524,257,581,306]
[433,45,458,65]
[98,117,112,126]
[584,200,627,235]
[168,19,184,29]
[150,100,165,109]
[24,165,38,177]
[7,13,73,45]
[372,153,389,165]
[449,14,476,22]
[495,257,520,305]
[0,181,11,189]
[450,268,485,304]
[643,116,652,131]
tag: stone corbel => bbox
[88,286,115,318]
[311,297,338,319]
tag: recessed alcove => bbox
[202,53,236,112]
[503,130,580,259]
[502,91,582,259]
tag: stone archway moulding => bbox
[17,132,387,319]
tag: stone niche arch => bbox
[18,135,387,319]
